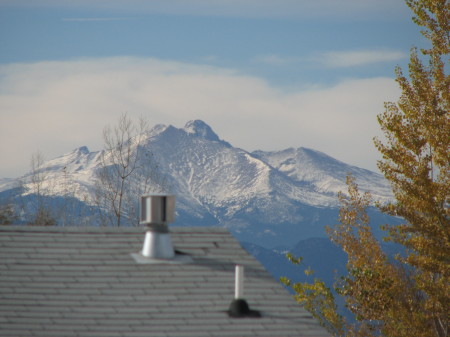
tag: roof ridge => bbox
[0,225,230,234]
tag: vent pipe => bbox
[228,265,261,318]
[139,194,175,259]
[235,265,244,299]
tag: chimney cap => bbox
[140,194,175,228]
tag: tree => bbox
[284,175,447,336]
[0,203,16,225]
[374,1,449,335]
[94,113,163,227]
[281,254,348,337]
[24,151,56,226]
[330,177,435,336]
[284,0,449,336]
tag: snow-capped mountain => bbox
[253,147,393,201]
[0,120,394,247]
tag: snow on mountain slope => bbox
[142,121,338,224]
[253,147,393,202]
[10,146,103,199]
[0,120,395,247]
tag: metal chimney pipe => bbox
[235,265,244,299]
[139,195,175,259]
[228,264,261,318]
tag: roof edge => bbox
[0,225,230,234]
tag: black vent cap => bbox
[227,299,261,318]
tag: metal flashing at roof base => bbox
[141,231,175,259]
[130,252,193,264]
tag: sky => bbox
[0,0,425,178]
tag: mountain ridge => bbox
[0,119,394,248]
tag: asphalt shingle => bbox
[0,226,330,337]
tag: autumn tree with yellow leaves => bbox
[283,0,449,336]
[374,0,449,334]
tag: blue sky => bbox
[0,0,424,178]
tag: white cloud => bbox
[320,49,407,68]
[0,57,400,178]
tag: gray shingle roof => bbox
[0,226,330,337]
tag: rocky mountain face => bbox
[0,120,394,248]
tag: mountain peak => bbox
[76,146,90,154]
[183,120,221,142]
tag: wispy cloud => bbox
[253,55,301,66]
[62,17,132,22]
[0,57,400,178]
[320,49,407,68]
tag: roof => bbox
[0,226,330,337]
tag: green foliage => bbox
[281,260,347,337]
[286,252,303,265]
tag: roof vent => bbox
[139,194,175,259]
[131,194,192,264]
[140,194,175,228]
[228,265,261,318]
